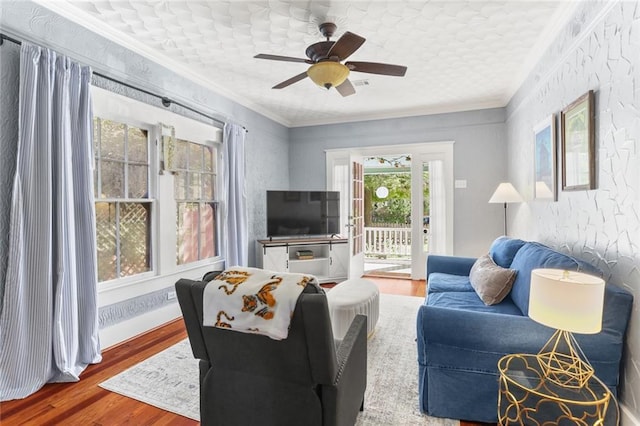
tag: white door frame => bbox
[326,141,454,280]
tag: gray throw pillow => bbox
[469,254,517,305]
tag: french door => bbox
[327,143,453,280]
[326,153,364,279]
[349,155,364,279]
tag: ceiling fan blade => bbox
[335,79,356,97]
[327,31,365,60]
[254,53,313,64]
[272,72,308,89]
[346,61,407,76]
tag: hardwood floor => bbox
[0,277,490,426]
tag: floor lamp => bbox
[488,182,523,235]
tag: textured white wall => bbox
[506,1,640,417]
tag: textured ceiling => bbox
[39,1,577,127]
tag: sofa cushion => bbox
[427,273,474,294]
[489,236,526,268]
[509,242,598,315]
[426,291,522,316]
[469,254,517,305]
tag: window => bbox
[94,117,152,282]
[173,138,219,264]
[91,86,223,291]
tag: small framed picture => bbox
[561,90,596,191]
[533,115,557,201]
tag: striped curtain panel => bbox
[0,43,102,400]
[222,122,248,267]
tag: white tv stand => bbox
[257,237,349,283]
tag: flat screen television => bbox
[266,190,340,238]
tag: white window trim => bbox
[92,87,224,304]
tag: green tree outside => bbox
[364,171,430,226]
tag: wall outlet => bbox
[454,179,467,189]
[167,291,177,300]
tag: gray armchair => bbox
[175,275,367,426]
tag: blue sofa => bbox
[417,237,634,423]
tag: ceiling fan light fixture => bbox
[307,62,350,90]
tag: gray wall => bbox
[506,1,639,418]
[0,0,289,322]
[289,108,508,256]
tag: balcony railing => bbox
[365,226,412,258]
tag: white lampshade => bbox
[488,182,524,203]
[529,268,605,334]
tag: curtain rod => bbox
[0,33,247,133]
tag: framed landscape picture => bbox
[533,115,557,201]
[561,90,595,191]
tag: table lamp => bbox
[528,268,605,388]
[488,182,523,235]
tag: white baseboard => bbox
[99,302,182,350]
[621,403,640,426]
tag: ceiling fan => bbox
[254,22,407,97]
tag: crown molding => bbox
[505,1,581,102]
[506,0,620,121]
[289,99,505,128]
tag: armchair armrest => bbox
[322,314,367,426]
[426,254,477,279]
[335,314,367,383]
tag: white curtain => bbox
[0,43,101,401]
[222,122,248,267]
[428,160,447,255]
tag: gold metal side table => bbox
[498,354,618,425]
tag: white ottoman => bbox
[326,278,380,340]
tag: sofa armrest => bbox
[418,304,626,363]
[418,305,551,356]
[426,255,477,279]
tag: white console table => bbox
[257,237,349,283]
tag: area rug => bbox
[99,293,457,425]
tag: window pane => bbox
[202,173,214,199]
[204,146,213,172]
[95,202,117,282]
[189,143,203,170]
[128,127,148,163]
[100,160,124,198]
[174,172,186,200]
[100,119,125,160]
[93,118,100,156]
[119,202,151,277]
[174,139,188,170]
[94,161,99,197]
[190,172,201,200]
[177,202,199,264]
[128,164,148,198]
[200,203,217,258]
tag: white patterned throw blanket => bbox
[202,267,319,340]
